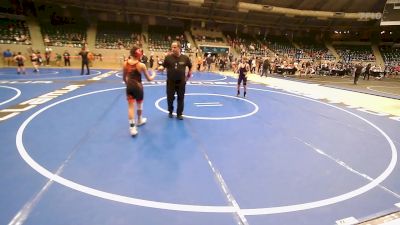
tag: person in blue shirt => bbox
[3,49,13,66]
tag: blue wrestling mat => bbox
[0,68,399,225]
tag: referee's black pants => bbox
[167,79,186,116]
[81,60,90,75]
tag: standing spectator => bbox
[88,52,94,67]
[163,41,192,120]
[55,53,62,66]
[219,56,226,72]
[141,53,148,67]
[251,57,256,73]
[149,54,154,69]
[3,49,13,66]
[363,63,372,80]
[206,54,213,71]
[354,63,363,85]
[196,56,203,71]
[45,47,52,66]
[63,50,71,66]
[261,58,270,77]
[79,47,90,75]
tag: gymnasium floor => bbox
[1,67,400,225]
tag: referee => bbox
[163,41,192,120]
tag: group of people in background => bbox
[2,41,400,138]
[4,44,399,81]
[1,47,94,74]
[187,51,399,82]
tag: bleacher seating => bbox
[334,45,375,62]
[294,38,335,60]
[95,21,142,50]
[0,18,31,45]
[192,27,225,45]
[380,46,400,66]
[263,35,296,58]
[40,20,87,48]
[148,26,190,52]
[225,32,263,56]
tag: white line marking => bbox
[194,102,223,107]
[295,137,400,199]
[195,104,223,107]
[194,102,221,105]
[203,152,249,225]
[335,216,358,225]
[16,86,235,213]
[155,93,258,120]
[185,112,249,224]
[8,154,72,225]
[0,86,21,106]
[15,84,397,215]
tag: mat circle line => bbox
[155,93,258,120]
[15,84,397,215]
[0,85,21,106]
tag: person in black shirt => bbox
[363,63,371,80]
[141,53,148,67]
[354,63,363,85]
[219,57,226,72]
[261,58,270,77]
[79,47,90,75]
[149,54,154,69]
[63,50,71,66]
[163,41,192,120]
